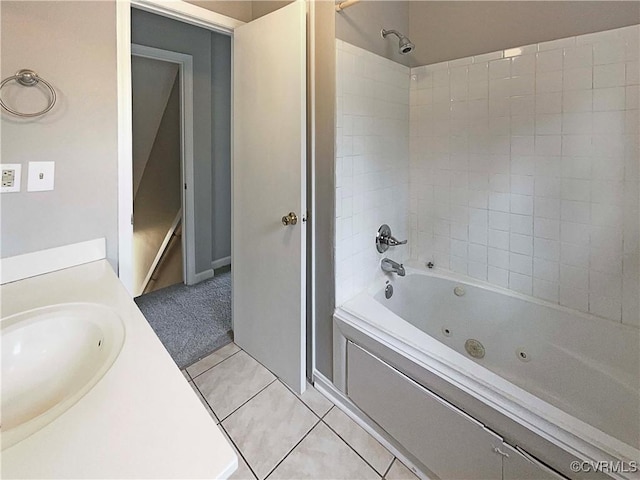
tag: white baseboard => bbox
[211,256,231,270]
[312,370,432,480]
[1,238,106,285]
[193,268,214,284]
[191,256,230,285]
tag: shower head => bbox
[381,28,415,55]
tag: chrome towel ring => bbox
[0,69,57,117]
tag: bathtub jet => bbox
[334,267,639,479]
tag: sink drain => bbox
[465,339,485,359]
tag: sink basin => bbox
[1,303,125,449]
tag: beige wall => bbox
[410,1,640,66]
[252,1,294,19]
[0,1,119,265]
[184,0,292,22]
[336,0,412,66]
[133,77,182,295]
[132,57,179,198]
[184,0,253,22]
[334,1,639,67]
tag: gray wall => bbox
[211,34,232,263]
[312,0,336,380]
[132,9,232,273]
[0,1,119,266]
[409,1,640,66]
[336,1,412,67]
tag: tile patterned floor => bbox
[182,343,420,480]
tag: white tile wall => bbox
[409,25,639,326]
[335,40,410,305]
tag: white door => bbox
[232,0,307,393]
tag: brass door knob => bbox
[282,212,298,226]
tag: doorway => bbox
[117,0,311,393]
[129,9,233,369]
[131,45,195,296]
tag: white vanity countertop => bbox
[1,260,237,479]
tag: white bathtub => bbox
[333,264,640,479]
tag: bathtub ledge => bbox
[334,301,640,475]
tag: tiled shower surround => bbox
[336,25,639,326]
[335,40,410,305]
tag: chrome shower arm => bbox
[381,29,402,40]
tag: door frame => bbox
[131,44,195,294]
[116,1,321,387]
[116,0,237,295]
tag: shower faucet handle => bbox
[387,236,407,247]
[376,224,407,253]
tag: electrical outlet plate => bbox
[1,164,22,193]
[27,161,55,192]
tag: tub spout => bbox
[381,258,405,277]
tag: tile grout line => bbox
[218,422,260,480]
[221,376,324,479]
[218,377,278,424]
[262,417,323,480]
[191,347,280,424]
[188,346,242,380]
[321,412,392,478]
[382,457,397,479]
[320,405,335,420]
[188,379,220,424]
[196,366,404,479]
[281,380,335,421]
[192,350,345,478]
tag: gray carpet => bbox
[135,272,232,369]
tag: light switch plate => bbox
[27,161,55,192]
[1,164,22,193]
